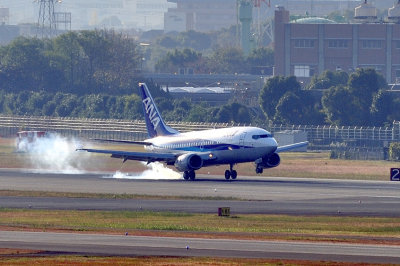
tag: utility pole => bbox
[36,0,59,38]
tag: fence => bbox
[329,147,387,161]
[0,115,399,147]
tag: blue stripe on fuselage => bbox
[154,143,252,152]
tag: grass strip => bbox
[0,190,240,201]
[1,208,400,241]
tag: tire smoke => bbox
[107,162,182,180]
[18,133,87,174]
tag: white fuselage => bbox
[145,127,278,166]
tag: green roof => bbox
[292,17,336,24]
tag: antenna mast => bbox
[36,0,59,38]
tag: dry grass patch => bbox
[199,152,396,180]
[0,256,384,266]
[0,249,40,255]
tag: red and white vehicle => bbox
[16,131,49,152]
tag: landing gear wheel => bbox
[189,170,196,181]
[231,170,237,179]
[183,171,190,180]
[224,170,231,180]
[256,167,263,174]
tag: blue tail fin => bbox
[138,83,179,138]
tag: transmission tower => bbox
[36,0,60,38]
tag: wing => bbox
[276,141,309,153]
[91,139,153,146]
[78,148,178,164]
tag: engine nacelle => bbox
[174,153,203,172]
[261,153,281,168]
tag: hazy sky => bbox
[0,0,175,30]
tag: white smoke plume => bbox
[17,133,87,174]
[107,161,182,180]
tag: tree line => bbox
[2,30,399,127]
[260,68,400,127]
[0,30,142,96]
[0,88,255,124]
[154,46,273,75]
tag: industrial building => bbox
[164,0,237,32]
[164,0,361,33]
[274,1,400,84]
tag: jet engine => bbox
[261,152,281,168]
[174,153,203,172]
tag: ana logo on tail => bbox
[143,97,160,129]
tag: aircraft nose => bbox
[269,137,278,151]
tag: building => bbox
[276,0,359,17]
[0,24,19,45]
[274,5,400,84]
[165,0,237,32]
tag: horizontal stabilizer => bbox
[276,141,308,153]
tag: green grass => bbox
[1,208,400,239]
[0,190,240,201]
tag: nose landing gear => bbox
[255,165,263,174]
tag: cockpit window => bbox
[252,134,272,140]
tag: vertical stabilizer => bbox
[139,83,179,138]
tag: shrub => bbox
[389,142,400,161]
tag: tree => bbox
[370,90,394,126]
[307,70,348,90]
[321,68,390,126]
[208,47,249,74]
[322,85,362,126]
[42,101,57,116]
[155,48,201,73]
[274,90,325,125]
[178,30,212,51]
[389,142,400,161]
[157,36,179,49]
[53,32,88,92]
[122,94,142,120]
[259,76,301,121]
[55,94,79,117]
[0,37,58,92]
[348,68,387,108]
[26,91,51,116]
[157,30,211,51]
[247,47,274,67]
[212,102,252,123]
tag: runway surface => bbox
[1,169,400,216]
[1,169,400,263]
[1,231,400,263]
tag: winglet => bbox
[138,83,179,138]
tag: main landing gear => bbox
[183,170,196,181]
[255,165,263,174]
[224,164,237,180]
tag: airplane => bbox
[78,83,308,181]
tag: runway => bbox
[1,169,400,216]
[1,169,400,263]
[1,231,400,263]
